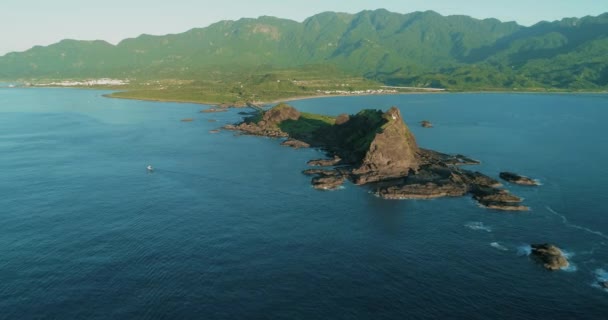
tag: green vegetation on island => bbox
[2,9,607,103]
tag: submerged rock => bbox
[601,281,608,289]
[500,172,539,186]
[530,243,570,270]
[181,118,194,122]
[421,120,433,128]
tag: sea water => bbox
[1,88,607,319]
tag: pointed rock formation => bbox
[352,107,420,184]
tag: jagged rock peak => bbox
[352,107,420,184]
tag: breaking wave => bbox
[490,242,508,251]
[464,221,492,232]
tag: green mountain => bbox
[1,9,607,90]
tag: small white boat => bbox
[147,165,154,172]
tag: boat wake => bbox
[546,206,608,241]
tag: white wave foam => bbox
[546,206,608,241]
[592,269,608,291]
[490,242,508,251]
[561,263,578,272]
[465,221,492,232]
[517,245,532,256]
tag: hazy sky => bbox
[1,0,607,55]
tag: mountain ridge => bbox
[1,9,607,91]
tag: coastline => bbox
[10,84,607,107]
[103,89,608,107]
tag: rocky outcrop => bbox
[312,174,346,190]
[227,103,530,211]
[471,186,529,211]
[281,139,310,149]
[307,156,342,167]
[201,108,228,113]
[261,103,300,124]
[530,244,570,270]
[335,113,350,125]
[419,149,481,166]
[224,103,301,137]
[421,120,433,128]
[302,169,338,176]
[352,107,420,184]
[500,172,539,186]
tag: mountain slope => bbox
[1,9,607,90]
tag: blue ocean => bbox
[1,88,607,319]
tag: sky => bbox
[1,0,607,55]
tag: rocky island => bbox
[500,172,540,186]
[530,243,570,270]
[225,103,530,211]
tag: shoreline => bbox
[104,89,608,107]
[10,85,608,107]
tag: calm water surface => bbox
[1,88,607,319]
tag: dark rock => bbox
[352,107,420,184]
[530,244,570,270]
[307,156,342,167]
[281,139,310,149]
[376,181,467,199]
[471,186,529,211]
[500,172,539,186]
[421,120,433,128]
[418,149,480,166]
[601,281,608,289]
[458,170,502,188]
[302,169,339,176]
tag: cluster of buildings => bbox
[38,79,129,87]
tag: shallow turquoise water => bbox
[1,88,607,319]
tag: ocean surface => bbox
[1,87,607,319]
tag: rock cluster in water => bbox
[225,103,530,211]
[530,243,570,270]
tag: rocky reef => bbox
[225,103,530,211]
[530,244,570,270]
[500,172,540,186]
